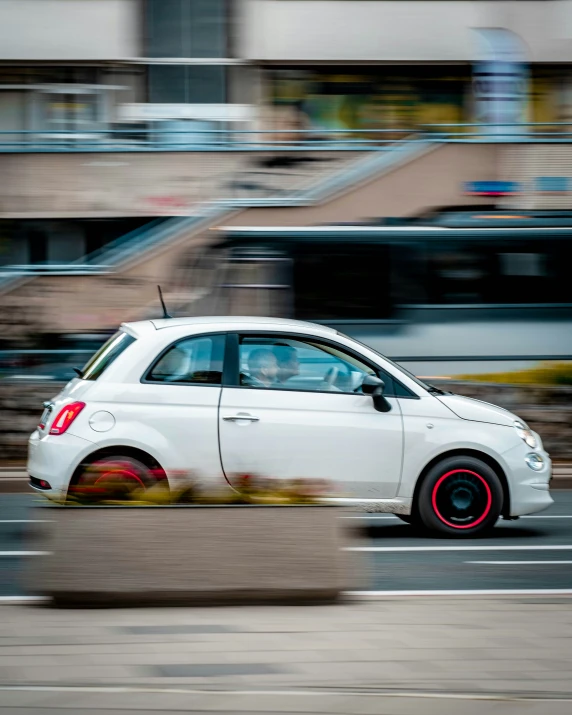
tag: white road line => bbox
[342,515,399,519]
[0,596,48,603]
[0,551,50,557]
[345,545,572,552]
[0,684,570,703]
[342,514,572,520]
[0,520,52,524]
[347,589,572,596]
[467,560,572,565]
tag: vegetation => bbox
[60,470,332,506]
[457,362,572,386]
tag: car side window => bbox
[145,334,225,385]
[239,336,379,394]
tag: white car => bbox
[28,316,552,536]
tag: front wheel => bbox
[417,457,503,538]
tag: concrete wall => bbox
[0,143,499,219]
[239,0,572,62]
[0,0,142,60]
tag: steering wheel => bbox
[321,366,339,390]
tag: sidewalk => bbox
[1,597,572,713]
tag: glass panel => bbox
[239,336,375,393]
[146,0,184,58]
[148,65,187,103]
[293,245,391,319]
[146,335,224,385]
[186,66,226,103]
[82,332,136,381]
[190,0,226,58]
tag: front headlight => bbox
[514,420,538,449]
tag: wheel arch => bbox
[69,446,168,487]
[412,449,510,519]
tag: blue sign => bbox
[535,177,569,194]
[464,181,521,196]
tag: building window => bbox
[148,65,226,104]
[145,0,227,58]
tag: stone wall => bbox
[0,380,571,462]
[0,382,62,462]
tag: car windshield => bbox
[337,332,432,392]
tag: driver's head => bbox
[248,348,278,386]
[273,345,300,383]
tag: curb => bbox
[4,590,572,606]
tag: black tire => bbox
[417,456,503,538]
[68,455,166,503]
[396,514,413,524]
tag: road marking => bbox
[0,596,48,603]
[467,560,572,565]
[345,545,572,552]
[347,589,572,596]
[521,515,572,519]
[342,515,399,519]
[0,684,571,703]
[0,520,52,524]
[0,551,50,557]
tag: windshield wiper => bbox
[426,384,449,396]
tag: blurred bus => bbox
[210,209,572,376]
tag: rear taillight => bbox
[49,402,85,435]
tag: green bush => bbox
[457,362,572,386]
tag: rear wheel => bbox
[68,455,167,503]
[417,456,503,538]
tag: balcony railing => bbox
[1,123,572,152]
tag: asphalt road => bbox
[2,492,572,598]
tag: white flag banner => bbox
[473,28,529,135]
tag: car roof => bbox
[122,316,338,337]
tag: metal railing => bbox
[1,123,572,153]
[0,128,412,153]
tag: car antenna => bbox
[157,285,172,319]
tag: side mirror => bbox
[362,374,391,413]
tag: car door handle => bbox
[222,413,260,422]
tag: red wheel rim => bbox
[431,469,492,530]
[94,469,145,489]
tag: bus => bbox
[205,209,572,376]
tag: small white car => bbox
[28,316,552,536]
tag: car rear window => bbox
[81,331,136,381]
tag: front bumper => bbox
[27,429,95,500]
[503,443,553,517]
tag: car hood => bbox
[436,393,516,427]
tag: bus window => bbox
[293,245,392,319]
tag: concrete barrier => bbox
[26,504,361,607]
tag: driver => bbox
[273,345,300,385]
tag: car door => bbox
[218,333,404,498]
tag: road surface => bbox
[2,492,572,598]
